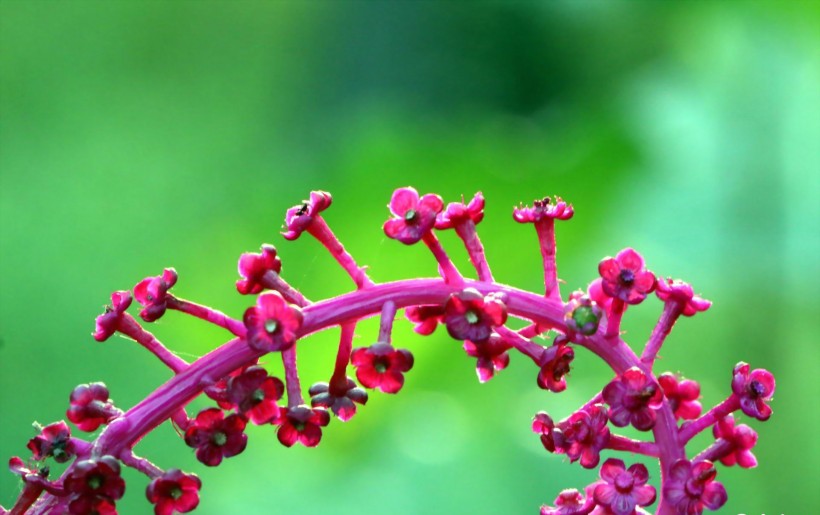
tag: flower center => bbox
[374,359,388,373]
[465,310,480,324]
[170,486,183,500]
[614,471,635,492]
[251,388,266,404]
[264,319,279,334]
[749,380,765,398]
[87,474,103,490]
[404,209,417,222]
[212,431,227,447]
[619,269,635,285]
[293,421,306,432]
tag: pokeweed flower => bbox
[68,495,118,515]
[27,421,74,463]
[146,469,202,515]
[658,373,702,420]
[463,333,512,383]
[350,342,414,394]
[133,268,178,322]
[226,366,285,425]
[593,458,656,515]
[564,292,603,336]
[405,304,446,335]
[560,404,610,469]
[66,382,119,432]
[9,456,47,479]
[537,337,575,392]
[383,186,443,244]
[731,362,775,421]
[63,455,125,513]
[309,377,368,422]
[243,291,303,353]
[655,278,711,316]
[282,190,332,241]
[184,408,248,467]
[540,488,594,515]
[602,367,663,431]
[532,411,560,453]
[587,278,613,313]
[276,405,331,448]
[236,244,282,295]
[435,192,485,229]
[93,291,132,342]
[443,288,508,342]
[597,248,656,305]
[712,414,758,468]
[513,196,574,222]
[663,459,727,514]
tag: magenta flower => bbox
[383,187,443,244]
[276,405,331,448]
[532,411,560,453]
[731,362,775,421]
[443,288,508,342]
[63,455,125,513]
[146,469,202,515]
[658,372,702,421]
[540,488,594,515]
[463,333,512,383]
[597,248,656,305]
[133,268,178,322]
[226,366,285,425]
[435,192,485,229]
[513,196,574,222]
[9,456,40,478]
[405,304,446,335]
[27,421,74,463]
[593,458,656,515]
[243,291,303,352]
[712,414,758,468]
[309,377,369,422]
[602,367,663,431]
[560,404,611,469]
[537,338,575,393]
[655,278,711,316]
[663,459,727,514]
[66,382,120,432]
[350,342,414,394]
[184,408,248,467]
[587,278,613,313]
[236,244,282,295]
[68,495,118,515]
[93,291,132,342]
[564,292,603,336]
[282,190,332,241]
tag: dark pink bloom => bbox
[405,304,446,335]
[277,405,330,448]
[537,338,575,393]
[532,411,560,453]
[68,495,118,515]
[184,408,247,467]
[597,248,656,305]
[243,291,303,352]
[93,291,132,342]
[236,244,282,295]
[133,268,178,322]
[463,333,512,383]
[513,196,574,222]
[587,278,613,313]
[63,455,125,512]
[435,192,485,229]
[27,421,74,463]
[560,404,611,469]
[541,488,594,515]
[67,382,120,432]
[602,367,663,431]
[350,342,414,394]
[383,187,443,244]
[146,469,202,515]
[8,456,45,478]
[226,366,285,425]
[593,458,656,515]
[731,362,775,421]
[663,459,727,514]
[443,288,507,342]
[655,278,711,316]
[712,414,758,468]
[564,292,603,336]
[282,191,332,241]
[309,377,368,422]
[658,373,702,421]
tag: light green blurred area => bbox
[1,1,818,513]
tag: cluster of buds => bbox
[3,188,774,514]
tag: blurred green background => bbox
[1,1,818,513]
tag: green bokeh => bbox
[1,1,818,513]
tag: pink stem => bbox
[329,322,356,394]
[494,325,545,362]
[167,297,245,337]
[605,298,625,339]
[378,301,397,343]
[693,439,733,464]
[260,271,312,307]
[69,438,93,458]
[117,314,189,373]
[679,396,740,444]
[533,218,561,299]
[421,232,464,286]
[282,346,303,407]
[453,221,493,282]
[119,449,162,478]
[307,217,374,289]
[641,302,683,366]
[607,434,660,457]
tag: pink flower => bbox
[309,377,369,422]
[663,459,727,514]
[66,382,120,432]
[68,495,118,515]
[593,458,656,515]
[282,191,332,241]
[27,421,74,463]
[146,469,202,515]
[597,248,656,305]
[277,405,330,448]
[564,292,603,336]
[8,456,45,478]
[64,455,125,513]
[184,409,247,467]
[93,291,132,342]
[537,338,575,393]
[463,333,512,383]
[540,488,594,515]
[731,362,775,421]
[513,196,574,223]
[133,268,178,322]
[560,404,610,469]
[587,278,613,313]
[602,367,663,431]
[435,192,485,229]
[383,187,443,244]
[532,411,560,453]
[405,304,446,335]
[655,278,711,316]
[658,373,702,421]
[712,414,758,468]
[443,288,508,342]
[350,342,414,394]
[236,244,282,295]
[243,292,303,352]
[226,366,285,425]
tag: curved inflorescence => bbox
[3,188,775,515]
